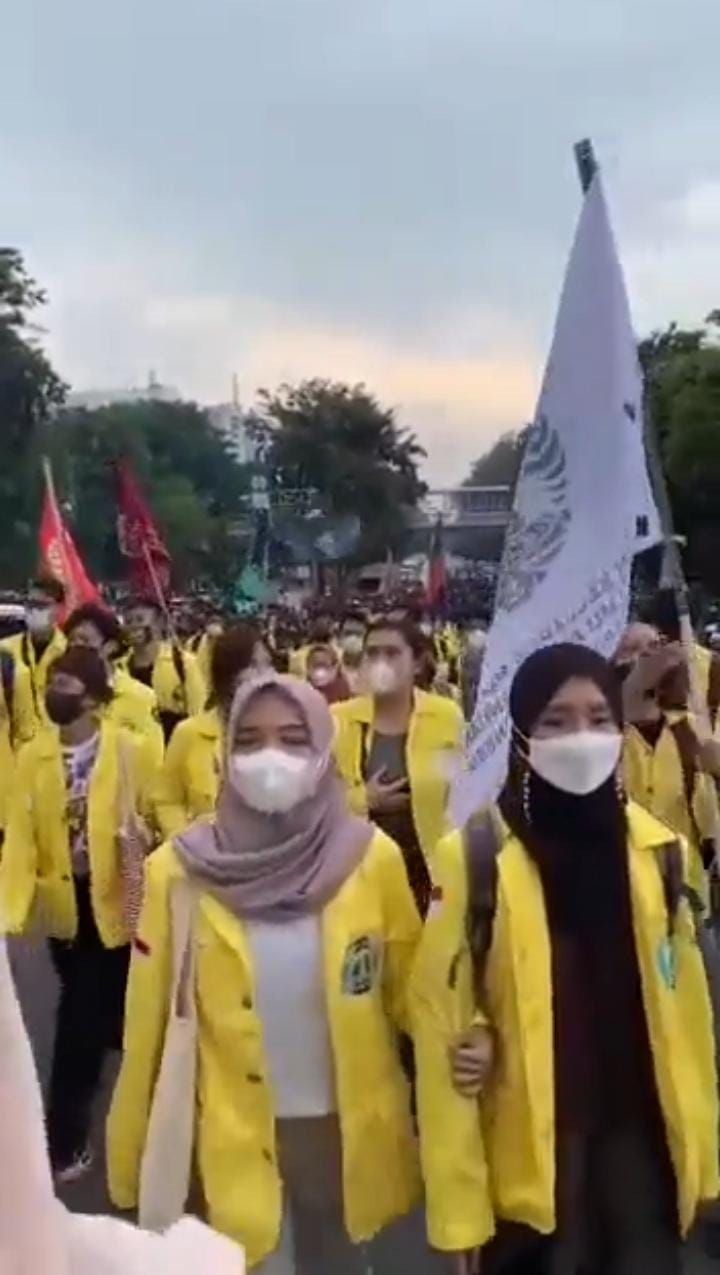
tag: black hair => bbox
[49,647,114,705]
[127,594,163,617]
[30,575,66,605]
[64,603,122,647]
[210,624,261,708]
[340,609,366,629]
[364,617,425,660]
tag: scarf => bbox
[175,674,373,922]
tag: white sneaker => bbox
[54,1147,94,1184]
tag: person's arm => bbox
[107,851,173,1211]
[11,664,36,748]
[331,708,369,815]
[376,832,423,1034]
[0,746,39,929]
[153,727,192,840]
[409,833,495,1256]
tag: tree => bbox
[0,249,66,582]
[464,429,527,489]
[641,315,720,592]
[253,379,426,562]
[50,400,251,588]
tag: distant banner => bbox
[39,462,99,621]
[452,171,660,823]
[116,459,171,599]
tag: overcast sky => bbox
[3,0,719,483]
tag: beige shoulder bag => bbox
[138,878,198,1233]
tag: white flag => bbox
[452,171,660,823]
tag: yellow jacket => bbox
[189,632,215,690]
[0,658,36,829]
[0,720,159,948]
[154,708,222,839]
[0,628,67,727]
[623,719,715,899]
[119,642,205,719]
[410,803,719,1253]
[107,668,165,771]
[332,690,463,861]
[107,829,422,1265]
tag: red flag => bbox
[39,462,99,622]
[115,459,171,600]
[425,517,448,615]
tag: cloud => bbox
[4,0,720,487]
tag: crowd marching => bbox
[2,573,720,1274]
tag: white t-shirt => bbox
[246,915,336,1118]
[61,732,101,878]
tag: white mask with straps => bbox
[365,659,399,696]
[230,748,319,814]
[528,730,622,797]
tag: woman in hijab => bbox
[411,643,719,1275]
[108,674,422,1273]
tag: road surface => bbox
[10,936,718,1273]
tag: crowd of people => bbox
[0,572,719,1273]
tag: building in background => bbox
[207,375,255,465]
[66,372,179,410]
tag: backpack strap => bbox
[709,654,720,730]
[656,839,684,938]
[0,651,15,746]
[450,809,501,1007]
[668,717,704,847]
[170,642,188,715]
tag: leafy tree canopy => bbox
[252,378,426,562]
[463,429,527,489]
[49,399,251,587]
[0,249,66,582]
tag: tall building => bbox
[207,375,255,464]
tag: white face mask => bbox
[340,633,363,657]
[230,748,318,814]
[26,607,53,635]
[365,659,399,696]
[309,667,334,688]
[529,730,622,797]
[466,629,486,653]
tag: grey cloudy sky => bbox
[2,0,719,482]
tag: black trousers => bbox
[483,1129,681,1275]
[47,877,130,1167]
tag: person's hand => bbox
[450,1025,494,1097]
[456,1249,482,1274]
[622,643,684,722]
[366,769,410,814]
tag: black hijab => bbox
[499,643,626,932]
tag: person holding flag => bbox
[121,597,205,744]
[411,644,718,1274]
[1,576,68,727]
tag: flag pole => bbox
[141,540,176,641]
[574,138,720,859]
[41,456,73,595]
